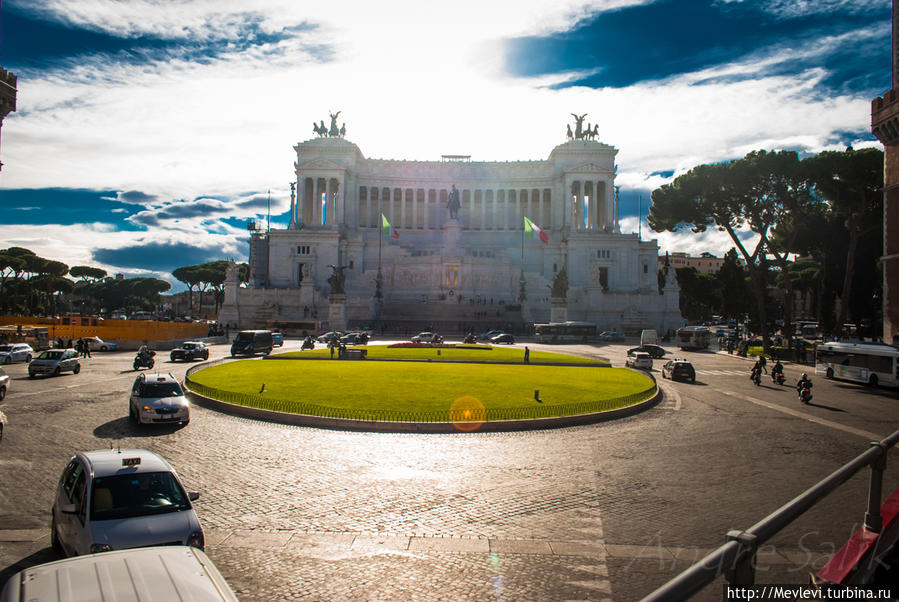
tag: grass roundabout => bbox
[184,345,658,430]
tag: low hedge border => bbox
[183,358,660,433]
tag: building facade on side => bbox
[219,119,682,333]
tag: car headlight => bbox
[187,529,205,549]
[90,543,112,553]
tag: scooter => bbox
[133,350,155,371]
[463,333,477,344]
[771,371,785,385]
[301,337,315,351]
[750,369,761,386]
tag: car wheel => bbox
[869,374,879,388]
[691,375,696,383]
[53,366,61,376]
[25,355,32,363]
[73,364,81,374]
[101,346,107,351]
[203,352,209,360]
[0,385,5,400]
[826,367,834,379]
[3,356,9,364]
[51,517,64,555]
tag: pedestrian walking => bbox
[524,346,530,364]
[759,355,767,374]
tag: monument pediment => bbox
[567,161,610,174]
[298,158,345,171]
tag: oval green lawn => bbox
[187,357,656,422]
[276,345,605,365]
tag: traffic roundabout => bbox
[183,345,660,433]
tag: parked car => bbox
[169,341,209,362]
[0,546,239,602]
[599,331,626,342]
[28,349,81,378]
[0,367,8,401]
[271,332,285,347]
[490,334,516,344]
[81,336,117,352]
[625,351,653,370]
[479,329,505,341]
[0,409,6,443]
[0,343,33,364]
[627,344,666,359]
[661,359,696,382]
[411,332,444,343]
[340,332,369,345]
[129,373,190,425]
[50,448,203,557]
[316,331,343,345]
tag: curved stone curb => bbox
[185,386,662,434]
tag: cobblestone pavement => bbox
[1,340,898,600]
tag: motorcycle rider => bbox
[771,359,784,383]
[137,344,154,360]
[796,373,813,397]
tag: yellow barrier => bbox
[0,316,209,342]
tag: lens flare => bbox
[449,395,486,432]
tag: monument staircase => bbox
[370,299,526,335]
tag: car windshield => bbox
[181,344,197,350]
[38,351,63,360]
[90,471,191,521]
[140,382,184,397]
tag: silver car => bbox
[0,367,8,401]
[28,349,81,378]
[51,449,203,557]
[0,343,33,364]
[129,373,190,425]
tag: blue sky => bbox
[0,0,889,291]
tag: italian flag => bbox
[381,213,399,239]
[523,216,548,244]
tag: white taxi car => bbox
[0,343,33,364]
[625,351,653,370]
[129,373,190,425]
[28,349,81,378]
[50,449,204,557]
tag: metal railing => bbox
[183,358,657,423]
[643,427,899,600]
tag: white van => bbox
[640,329,659,347]
[1,546,239,602]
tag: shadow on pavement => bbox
[93,417,185,439]
[0,547,60,589]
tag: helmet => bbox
[802,373,808,379]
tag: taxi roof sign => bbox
[122,457,141,467]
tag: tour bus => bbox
[267,320,327,337]
[534,321,597,343]
[676,326,711,350]
[815,341,899,388]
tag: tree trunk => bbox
[836,214,860,331]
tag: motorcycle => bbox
[301,337,315,351]
[771,371,785,385]
[798,382,813,404]
[463,333,477,344]
[750,369,761,386]
[133,350,156,371]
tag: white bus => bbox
[534,321,597,343]
[815,341,899,388]
[676,326,710,350]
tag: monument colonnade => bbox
[290,176,616,234]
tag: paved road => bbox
[1,339,898,601]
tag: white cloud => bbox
[0,0,887,276]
